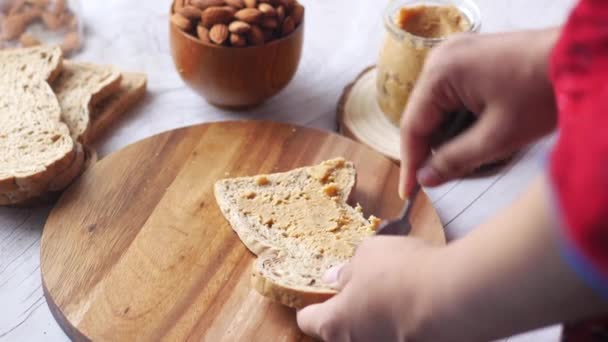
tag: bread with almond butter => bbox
[214,158,381,308]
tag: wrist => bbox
[421,244,483,341]
[529,28,560,83]
[406,244,474,341]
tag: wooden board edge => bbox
[42,278,91,342]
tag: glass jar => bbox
[376,0,481,126]
[0,0,84,56]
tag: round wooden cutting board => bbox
[41,121,444,341]
[337,66,402,162]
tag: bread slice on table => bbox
[52,61,122,142]
[0,46,78,202]
[83,72,147,144]
[214,158,381,308]
[3,145,97,207]
[0,46,146,206]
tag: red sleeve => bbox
[549,0,608,292]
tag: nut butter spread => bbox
[235,159,377,264]
[377,5,471,126]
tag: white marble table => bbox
[0,0,577,340]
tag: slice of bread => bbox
[0,46,77,199]
[214,158,381,308]
[52,61,122,142]
[82,72,147,144]
[47,142,85,192]
[1,145,97,207]
[0,144,83,206]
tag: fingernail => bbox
[323,264,345,284]
[398,185,405,200]
[417,166,440,186]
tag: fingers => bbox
[399,54,464,198]
[297,295,348,342]
[297,263,354,339]
[323,263,352,289]
[399,91,444,198]
[419,108,505,185]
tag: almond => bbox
[278,0,293,10]
[8,0,26,15]
[53,0,66,14]
[177,5,203,19]
[258,3,276,17]
[174,0,186,12]
[209,23,229,44]
[41,12,63,30]
[244,0,257,8]
[67,13,79,30]
[291,4,304,26]
[197,24,210,43]
[234,8,262,24]
[222,5,237,15]
[259,0,279,5]
[190,0,225,10]
[229,20,251,34]
[281,16,294,36]
[260,17,278,29]
[276,5,285,21]
[230,33,247,47]
[1,13,34,40]
[224,0,244,9]
[170,13,192,31]
[61,31,81,55]
[1,17,26,40]
[201,6,234,28]
[19,32,40,47]
[32,0,51,8]
[247,25,264,45]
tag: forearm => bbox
[528,28,561,81]
[431,177,608,341]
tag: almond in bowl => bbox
[169,0,305,109]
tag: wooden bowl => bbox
[169,16,304,109]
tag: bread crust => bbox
[52,61,123,142]
[2,145,96,207]
[82,72,147,145]
[251,253,337,309]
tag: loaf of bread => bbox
[215,158,381,308]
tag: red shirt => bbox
[550,0,608,292]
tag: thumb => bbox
[297,290,350,341]
[417,109,506,186]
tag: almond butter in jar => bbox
[376,0,481,126]
[0,0,84,56]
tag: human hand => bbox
[297,237,447,342]
[400,29,559,198]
